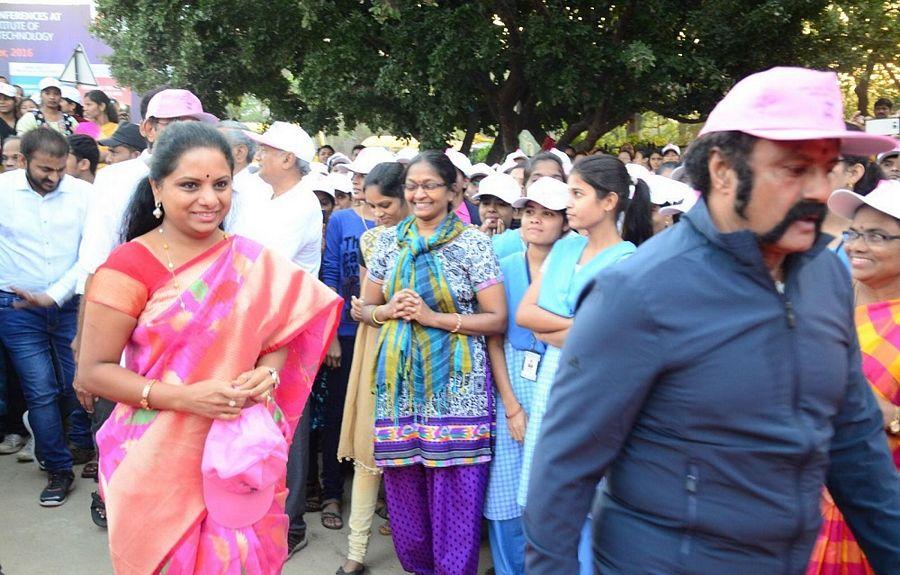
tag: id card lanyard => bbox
[520,254,542,381]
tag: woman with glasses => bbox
[0,84,18,141]
[823,132,886,269]
[360,150,507,575]
[806,179,900,575]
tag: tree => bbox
[94,0,894,157]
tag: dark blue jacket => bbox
[523,201,900,574]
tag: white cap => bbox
[345,147,395,175]
[469,163,494,179]
[472,172,522,206]
[445,149,473,177]
[244,122,316,163]
[659,189,701,217]
[513,176,569,210]
[504,149,528,164]
[38,77,61,92]
[828,179,900,221]
[877,144,900,163]
[61,86,81,104]
[0,83,16,99]
[299,172,335,198]
[395,147,418,163]
[625,163,652,182]
[548,148,573,175]
[327,172,354,195]
[643,173,692,206]
[327,152,350,170]
[498,157,522,174]
[661,143,681,156]
[309,161,328,175]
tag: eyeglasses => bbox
[1,153,21,163]
[841,230,900,246]
[404,182,446,192]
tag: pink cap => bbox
[201,404,288,528]
[74,122,101,140]
[145,89,218,124]
[699,67,896,156]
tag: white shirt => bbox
[0,169,92,304]
[231,177,323,276]
[223,166,272,233]
[76,151,151,293]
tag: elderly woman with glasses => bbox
[806,178,900,575]
[359,150,507,575]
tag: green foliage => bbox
[93,0,899,152]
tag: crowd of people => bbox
[0,66,899,575]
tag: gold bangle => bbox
[450,312,462,334]
[371,305,386,326]
[140,379,158,410]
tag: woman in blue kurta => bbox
[484,176,572,575]
[517,155,654,573]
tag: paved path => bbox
[0,454,495,574]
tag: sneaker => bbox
[16,436,34,462]
[0,433,26,454]
[70,445,96,466]
[40,470,75,507]
[286,530,308,559]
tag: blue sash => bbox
[500,252,545,353]
[537,235,635,317]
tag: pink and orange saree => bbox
[87,236,341,574]
[806,300,900,575]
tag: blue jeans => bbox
[0,293,91,471]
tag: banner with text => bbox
[0,2,132,111]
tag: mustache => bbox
[756,200,827,245]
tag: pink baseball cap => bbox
[74,121,101,140]
[699,67,896,157]
[201,403,288,529]
[145,89,218,124]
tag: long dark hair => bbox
[364,161,405,198]
[570,155,654,246]
[122,122,234,241]
[84,90,119,124]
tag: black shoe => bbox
[286,530,308,559]
[40,470,75,507]
[70,445,96,466]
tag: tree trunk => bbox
[484,135,506,165]
[459,109,479,155]
[556,116,591,149]
[855,54,876,115]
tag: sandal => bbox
[374,500,388,520]
[306,492,323,513]
[321,500,343,530]
[378,521,392,536]
[81,460,98,479]
[336,562,366,575]
[90,491,107,529]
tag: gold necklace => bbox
[158,226,228,311]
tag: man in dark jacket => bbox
[523,67,900,574]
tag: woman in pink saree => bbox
[78,122,341,574]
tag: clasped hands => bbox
[183,366,279,421]
[382,289,436,325]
